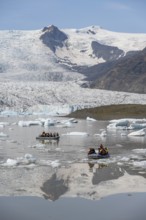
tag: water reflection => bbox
[41,174,68,201]
[0,115,146,200]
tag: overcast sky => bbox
[0,0,146,33]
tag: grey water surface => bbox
[0,115,146,219]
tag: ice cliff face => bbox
[1,81,146,115]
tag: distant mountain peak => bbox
[40,25,68,52]
[42,25,59,32]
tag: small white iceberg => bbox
[86,117,97,121]
[18,120,42,127]
[17,154,36,165]
[128,129,145,136]
[4,158,18,166]
[65,132,89,136]
[0,132,8,137]
[43,118,56,126]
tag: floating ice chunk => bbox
[121,132,127,136]
[68,118,78,123]
[128,123,146,130]
[31,143,45,148]
[0,122,10,126]
[65,132,89,136]
[24,154,36,163]
[132,161,146,168]
[51,160,60,168]
[4,159,18,166]
[43,118,56,126]
[17,154,36,165]
[100,130,107,137]
[57,118,77,128]
[120,157,130,162]
[94,130,107,137]
[18,120,42,127]
[0,132,8,137]
[133,149,146,154]
[128,129,145,136]
[94,133,101,136]
[107,123,117,129]
[86,117,97,121]
[107,123,127,130]
[107,119,129,130]
[63,121,73,127]
[40,159,60,167]
[116,119,129,127]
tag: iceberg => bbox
[3,154,36,167]
[4,159,18,166]
[18,120,42,127]
[86,117,97,121]
[43,118,57,126]
[128,129,145,136]
[0,132,8,137]
[128,123,146,130]
[65,132,89,136]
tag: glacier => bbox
[1,26,146,115]
[1,80,146,115]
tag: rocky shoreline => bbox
[67,104,146,120]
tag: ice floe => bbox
[3,154,36,167]
[132,149,146,155]
[64,132,89,136]
[18,120,42,127]
[0,132,8,137]
[86,117,97,121]
[128,129,146,136]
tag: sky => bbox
[0,0,146,33]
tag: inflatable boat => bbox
[88,153,110,159]
[36,136,60,140]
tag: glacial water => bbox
[0,115,146,219]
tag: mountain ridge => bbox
[0,25,146,93]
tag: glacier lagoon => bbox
[0,115,146,219]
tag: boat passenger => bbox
[88,148,96,155]
[53,132,56,137]
[41,131,46,137]
[98,144,108,155]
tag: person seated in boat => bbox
[41,131,46,137]
[88,148,96,155]
[56,132,59,137]
[50,132,53,137]
[53,132,56,137]
[98,144,108,155]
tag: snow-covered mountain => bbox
[1,25,146,81]
[1,25,146,113]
